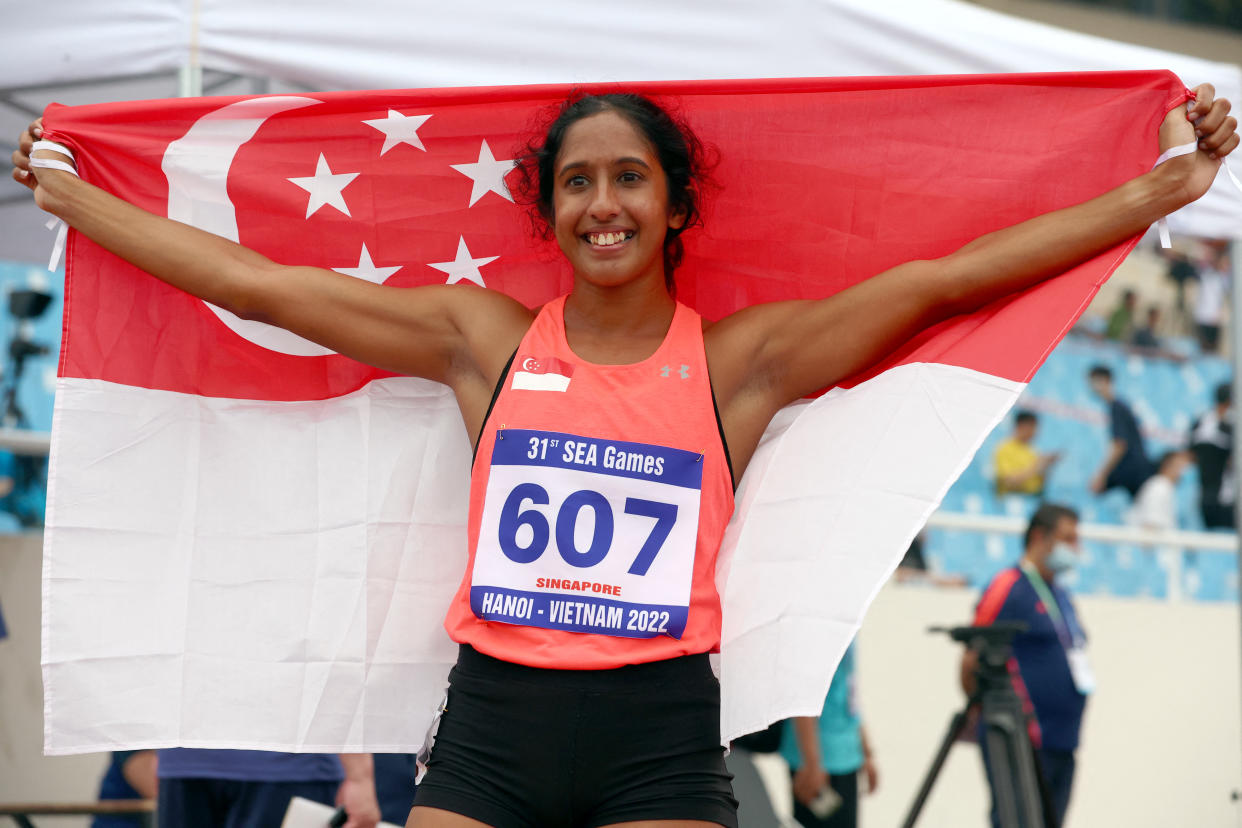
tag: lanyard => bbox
[1019,560,1075,650]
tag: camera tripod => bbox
[901,622,1056,828]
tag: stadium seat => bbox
[935,334,1234,604]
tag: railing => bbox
[924,511,1238,602]
[927,511,1237,551]
[0,429,50,456]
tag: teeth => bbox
[589,232,630,246]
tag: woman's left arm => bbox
[716,84,1236,411]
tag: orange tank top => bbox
[444,296,735,669]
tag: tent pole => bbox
[177,58,202,99]
[178,0,203,98]
[1231,237,1242,791]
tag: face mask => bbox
[1047,542,1078,573]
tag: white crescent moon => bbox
[162,96,335,357]
[521,357,538,372]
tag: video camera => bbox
[932,622,1028,671]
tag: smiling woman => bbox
[511,92,713,290]
[10,80,1238,828]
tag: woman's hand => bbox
[10,117,76,213]
[1157,83,1237,206]
[10,112,532,402]
[9,117,42,191]
[712,82,1236,441]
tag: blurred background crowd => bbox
[919,236,1238,602]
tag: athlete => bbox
[11,85,1237,828]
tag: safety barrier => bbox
[924,511,1239,602]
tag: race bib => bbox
[1067,646,1096,696]
[471,428,703,639]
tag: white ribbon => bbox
[1150,138,1242,249]
[1166,156,1242,246]
[1153,141,1198,249]
[28,140,78,272]
[1226,158,1242,198]
[43,216,69,274]
[1156,218,1173,250]
[1153,141,1198,168]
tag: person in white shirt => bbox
[1192,244,1230,353]
[1128,450,1192,531]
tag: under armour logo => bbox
[660,364,691,379]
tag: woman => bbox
[12,86,1237,828]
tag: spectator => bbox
[156,749,379,828]
[1192,244,1229,353]
[1128,450,1192,531]
[1104,289,1137,341]
[92,750,157,828]
[373,754,418,826]
[781,643,877,828]
[962,503,1091,828]
[1130,306,1162,350]
[1162,247,1198,315]
[1087,364,1153,497]
[1190,382,1234,528]
[993,410,1060,496]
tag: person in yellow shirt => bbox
[995,411,1060,495]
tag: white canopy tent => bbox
[1,0,1240,255]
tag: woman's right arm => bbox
[11,120,533,385]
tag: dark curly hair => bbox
[511,92,714,288]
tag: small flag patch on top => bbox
[512,355,574,392]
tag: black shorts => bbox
[413,645,738,828]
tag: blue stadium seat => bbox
[937,334,1234,604]
[1188,552,1239,602]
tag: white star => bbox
[450,140,516,207]
[363,110,433,155]
[332,243,402,285]
[428,237,498,287]
[287,154,359,218]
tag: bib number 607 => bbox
[498,483,677,576]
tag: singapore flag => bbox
[512,355,575,391]
[40,72,1189,753]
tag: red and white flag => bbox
[512,354,575,392]
[41,72,1186,753]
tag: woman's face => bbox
[551,111,686,290]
